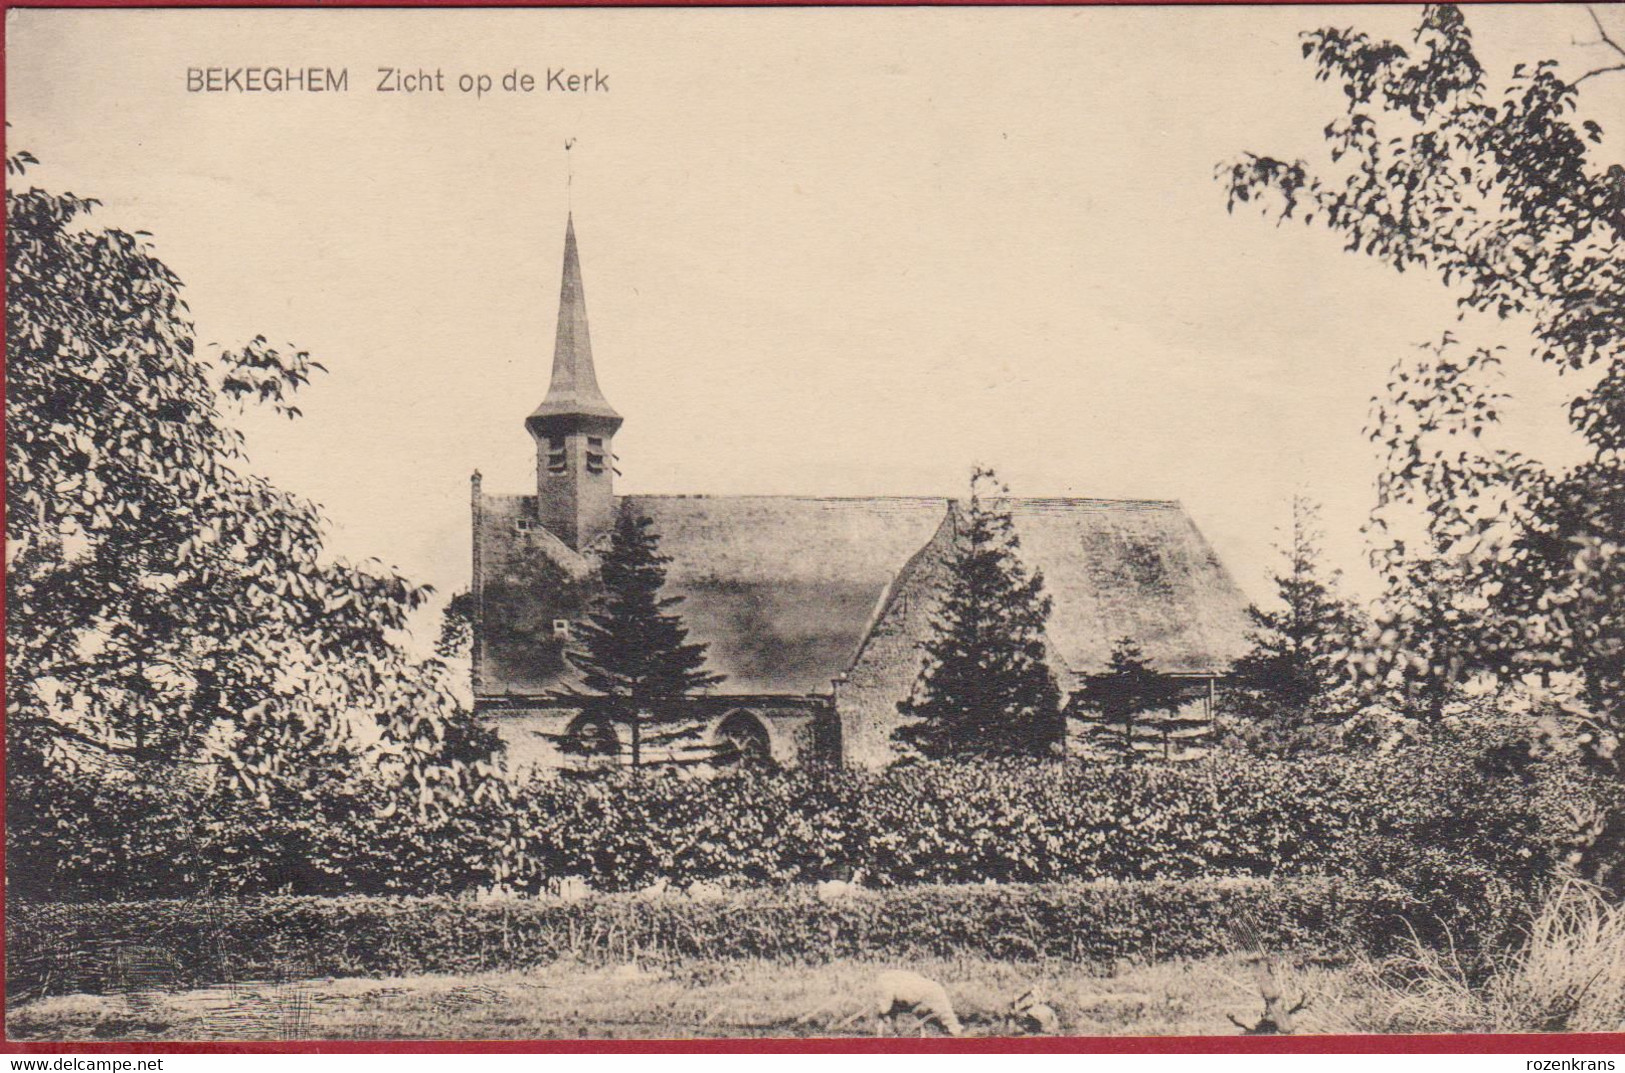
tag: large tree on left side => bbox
[4,151,489,817]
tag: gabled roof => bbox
[1000,498,1253,676]
[473,492,1252,700]
[623,495,950,694]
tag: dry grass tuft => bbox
[1491,880,1625,1032]
[1350,880,1625,1034]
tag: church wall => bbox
[489,707,581,776]
[725,705,824,766]
[832,510,955,770]
[487,701,831,777]
[472,493,598,699]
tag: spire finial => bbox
[564,138,576,213]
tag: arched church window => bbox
[563,714,621,759]
[713,710,773,767]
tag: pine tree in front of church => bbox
[1220,495,1362,755]
[1073,637,1191,761]
[895,467,1063,760]
[558,510,725,771]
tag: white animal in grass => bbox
[635,878,671,902]
[873,970,964,1037]
[684,880,727,902]
[815,869,868,902]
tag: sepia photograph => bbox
[4,1,1625,1047]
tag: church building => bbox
[471,216,1254,772]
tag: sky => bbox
[8,4,1623,647]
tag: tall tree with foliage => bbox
[1223,495,1362,753]
[1358,336,1547,719]
[1220,4,1625,884]
[556,510,724,771]
[895,467,1062,759]
[4,149,497,840]
[1074,638,1192,762]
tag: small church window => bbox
[586,452,605,475]
[516,517,533,532]
[564,715,621,761]
[587,436,604,448]
[552,619,571,639]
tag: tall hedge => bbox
[6,878,1437,1001]
[9,743,1583,903]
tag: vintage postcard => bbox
[5,1,1625,1050]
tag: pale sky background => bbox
[8,5,1623,648]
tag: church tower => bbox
[527,214,622,550]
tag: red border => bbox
[5,1033,1625,1054]
[2,0,1623,1056]
[0,1,1447,7]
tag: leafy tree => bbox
[1355,337,1549,719]
[556,510,725,771]
[436,590,476,660]
[1223,496,1362,753]
[1073,638,1191,762]
[895,467,1062,760]
[1220,3,1625,883]
[4,150,494,834]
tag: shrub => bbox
[5,762,512,902]
[491,747,1577,898]
[5,877,1436,1001]
[9,741,1587,911]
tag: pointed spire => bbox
[529,214,621,426]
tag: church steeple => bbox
[527,214,623,550]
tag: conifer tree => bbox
[1073,638,1190,761]
[894,467,1062,759]
[1222,496,1362,754]
[557,510,724,771]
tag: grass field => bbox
[12,883,1621,1040]
[6,954,1382,1042]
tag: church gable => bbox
[833,497,1251,768]
[833,507,958,768]
[1005,499,1254,681]
[471,490,599,698]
